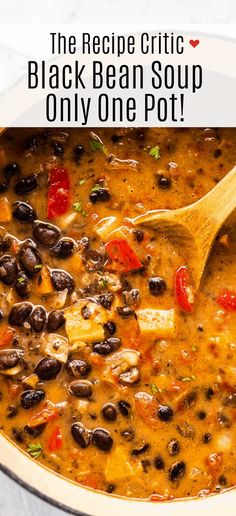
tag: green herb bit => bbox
[17,277,25,284]
[27,443,43,459]
[181,375,196,382]
[73,202,88,217]
[89,131,108,155]
[149,145,160,160]
[151,383,161,394]
[79,179,86,186]
[34,264,43,270]
[91,183,102,192]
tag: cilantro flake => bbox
[149,145,160,160]
[151,383,161,394]
[73,202,88,217]
[27,443,43,459]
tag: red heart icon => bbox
[189,39,200,48]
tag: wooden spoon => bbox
[133,165,236,289]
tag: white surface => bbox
[0,470,70,516]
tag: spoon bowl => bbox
[133,165,236,289]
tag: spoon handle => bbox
[194,164,236,225]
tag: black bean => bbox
[148,277,167,296]
[223,393,236,407]
[51,269,74,293]
[81,305,91,320]
[4,163,20,180]
[7,405,18,418]
[118,400,131,417]
[29,306,46,333]
[0,236,11,252]
[14,174,38,195]
[47,311,65,332]
[95,293,114,309]
[0,255,18,285]
[8,302,33,326]
[93,337,121,356]
[73,145,85,160]
[102,403,117,421]
[196,410,206,420]
[103,321,116,336]
[106,484,116,493]
[218,475,227,486]
[157,405,174,422]
[35,357,61,380]
[33,221,60,247]
[167,439,180,456]
[0,183,7,192]
[90,188,110,204]
[202,433,212,444]
[13,201,36,222]
[157,175,171,189]
[133,229,144,243]
[19,242,42,276]
[169,461,186,482]
[83,249,105,272]
[50,238,76,258]
[15,271,31,298]
[71,422,91,448]
[218,412,231,428]
[12,428,24,443]
[119,367,141,386]
[69,380,92,398]
[131,443,150,456]
[67,359,91,378]
[205,387,214,400]
[92,428,113,451]
[0,349,20,370]
[21,390,45,409]
[117,306,134,317]
[52,142,64,156]
[213,149,222,158]
[25,423,46,437]
[154,456,165,470]
[121,428,135,442]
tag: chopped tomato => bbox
[48,426,63,451]
[205,452,223,476]
[0,327,15,348]
[27,400,58,428]
[78,473,103,490]
[175,266,194,312]
[105,239,142,273]
[47,167,69,219]
[216,289,236,311]
[134,392,159,429]
[7,381,21,400]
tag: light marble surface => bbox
[0,469,71,516]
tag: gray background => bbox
[0,0,236,515]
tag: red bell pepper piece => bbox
[27,400,58,428]
[105,239,142,273]
[47,167,69,219]
[48,426,63,452]
[175,266,194,313]
[216,289,236,311]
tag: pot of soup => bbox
[0,126,236,515]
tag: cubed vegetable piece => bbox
[105,446,138,481]
[0,197,11,222]
[36,267,53,295]
[136,308,176,338]
[64,301,106,343]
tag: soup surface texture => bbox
[0,127,236,500]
